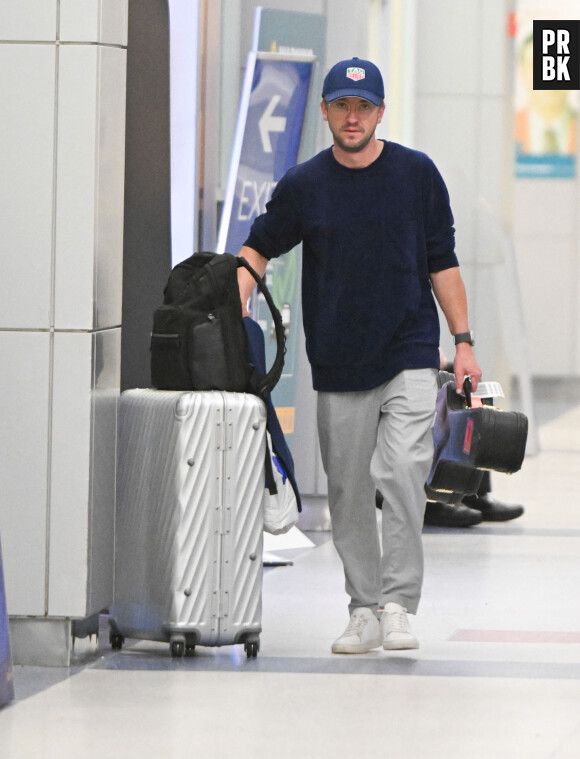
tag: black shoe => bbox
[462,494,524,522]
[424,501,483,528]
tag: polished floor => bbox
[1,381,580,758]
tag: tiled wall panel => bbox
[0,45,56,329]
[53,45,98,331]
[60,0,128,46]
[0,0,57,41]
[54,44,127,332]
[48,332,93,617]
[87,329,121,612]
[48,328,121,616]
[95,47,127,330]
[0,333,51,616]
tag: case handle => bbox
[463,376,472,408]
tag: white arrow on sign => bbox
[258,95,287,153]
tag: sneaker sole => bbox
[383,639,419,651]
[331,639,381,654]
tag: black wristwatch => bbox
[453,330,475,346]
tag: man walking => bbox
[237,57,481,653]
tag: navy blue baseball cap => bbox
[322,57,385,106]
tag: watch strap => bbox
[454,330,474,346]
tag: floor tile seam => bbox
[536,447,580,454]
[424,527,580,537]
[89,655,580,680]
[449,630,580,643]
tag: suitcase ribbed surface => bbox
[219,394,265,641]
[113,390,265,648]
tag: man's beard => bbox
[332,128,376,153]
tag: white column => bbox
[0,0,128,664]
[412,0,537,448]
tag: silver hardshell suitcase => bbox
[110,389,266,658]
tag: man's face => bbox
[321,97,385,153]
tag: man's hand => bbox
[453,343,482,394]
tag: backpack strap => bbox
[235,256,286,396]
[264,438,278,496]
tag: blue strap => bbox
[243,317,302,512]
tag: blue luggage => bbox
[425,375,528,504]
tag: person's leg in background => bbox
[423,497,483,527]
[424,471,525,527]
[462,471,524,522]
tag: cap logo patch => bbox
[346,66,365,81]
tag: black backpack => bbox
[150,252,286,395]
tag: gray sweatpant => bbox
[317,368,438,616]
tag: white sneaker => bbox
[331,608,380,654]
[380,602,419,650]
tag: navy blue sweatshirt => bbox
[244,140,459,392]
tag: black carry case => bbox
[150,252,286,397]
[425,374,528,504]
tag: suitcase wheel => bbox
[110,633,125,651]
[170,640,185,658]
[244,640,260,659]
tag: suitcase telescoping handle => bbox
[237,256,286,396]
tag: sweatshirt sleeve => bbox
[244,173,303,260]
[422,158,459,273]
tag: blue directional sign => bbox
[217,53,314,445]
[217,52,314,256]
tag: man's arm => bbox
[430,266,482,392]
[237,245,269,317]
